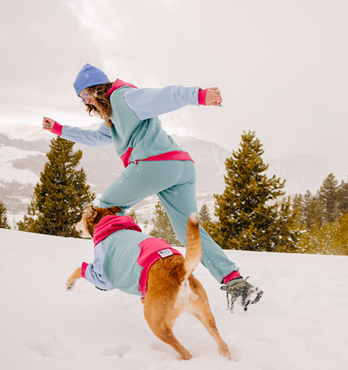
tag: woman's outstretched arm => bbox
[42,117,113,147]
[123,85,223,120]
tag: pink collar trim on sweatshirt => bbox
[93,215,142,246]
[107,79,138,97]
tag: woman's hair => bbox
[85,82,114,128]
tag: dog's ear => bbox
[108,206,122,215]
[86,205,98,221]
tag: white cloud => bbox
[0,0,103,116]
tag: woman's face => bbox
[80,89,96,105]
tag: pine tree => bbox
[319,173,339,223]
[149,201,182,248]
[307,194,325,228]
[0,201,11,229]
[199,204,211,223]
[298,221,338,255]
[303,190,314,229]
[293,191,320,230]
[338,180,348,216]
[210,131,299,252]
[333,213,348,255]
[276,197,301,253]
[199,204,214,234]
[17,136,95,237]
[292,194,305,229]
[126,208,138,224]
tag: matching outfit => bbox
[82,215,182,296]
[52,64,240,285]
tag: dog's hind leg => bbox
[192,309,231,360]
[188,277,231,360]
[144,302,192,360]
[147,319,192,360]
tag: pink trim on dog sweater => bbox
[93,215,142,247]
[107,79,138,97]
[137,238,182,296]
[198,89,207,106]
[51,121,63,136]
[223,270,241,284]
[81,262,89,279]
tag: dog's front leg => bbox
[66,267,82,291]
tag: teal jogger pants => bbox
[99,160,239,283]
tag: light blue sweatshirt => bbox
[55,81,203,167]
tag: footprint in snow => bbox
[100,343,132,358]
[150,341,174,354]
[24,336,76,360]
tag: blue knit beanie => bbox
[73,63,109,97]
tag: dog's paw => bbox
[219,346,232,361]
[180,351,192,361]
[66,281,76,291]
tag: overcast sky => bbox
[1,0,347,170]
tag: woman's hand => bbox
[42,117,55,131]
[205,87,223,106]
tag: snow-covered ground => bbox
[1,229,347,370]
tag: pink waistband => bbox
[135,151,194,165]
[121,148,194,168]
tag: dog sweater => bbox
[51,81,207,167]
[81,215,182,297]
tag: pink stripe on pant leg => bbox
[223,270,241,284]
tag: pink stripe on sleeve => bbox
[51,121,63,136]
[198,89,207,106]
[81,262,89,279]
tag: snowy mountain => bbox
[0,123,346,217]
[1,228,347,370]
[265,153,343,195]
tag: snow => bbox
[0,229,347,370]
[0,146,41,184]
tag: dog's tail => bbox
[183,213,202,279]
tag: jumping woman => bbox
[43,63,263,311]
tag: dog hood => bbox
[93,215,142,246]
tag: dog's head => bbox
[75,205,122,238]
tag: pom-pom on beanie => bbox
[73,63,109,97]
